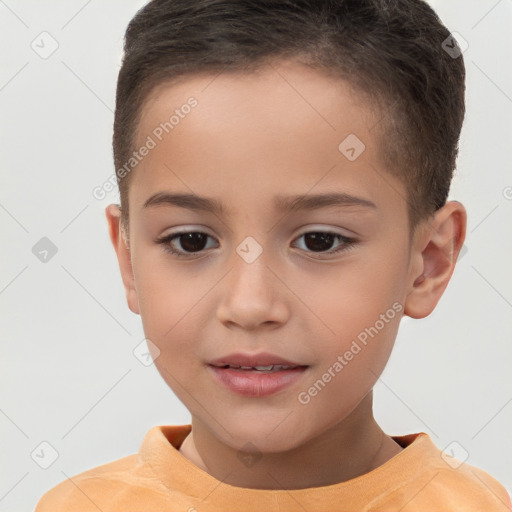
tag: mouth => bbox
[207,353,309,397]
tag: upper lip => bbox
[208,352,307,368]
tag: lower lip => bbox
[208,365,308,397]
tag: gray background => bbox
[1,0,511,510]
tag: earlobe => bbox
[105,204,140,315]
[404,201,466,319]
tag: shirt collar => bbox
[138,424,438,510]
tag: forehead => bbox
[129,60,399,215]
[137,60,378,144]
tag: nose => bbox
[216,246,290,331]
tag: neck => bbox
[178,392,403,490]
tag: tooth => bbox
[225,364,295,371]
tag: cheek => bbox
[290,252,406,331]
[296,307,400,420]
[133,249,213,335]
[288,252,405,378]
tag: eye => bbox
[155,229,357,259]
[292,230,356,257]
[155,231,218,257]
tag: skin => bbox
[105,59,466,490]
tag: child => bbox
[35,0,510,510]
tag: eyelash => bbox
[155,230,357,259]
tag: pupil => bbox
[180,233,207,252]
[305,232,334,252]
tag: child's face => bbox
[113,60,422,451]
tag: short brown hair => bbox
[113,0,465,231]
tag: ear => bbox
[105,204,140,315]
[404,201,467,319]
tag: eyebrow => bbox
[143,191,376,215]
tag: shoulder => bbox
[385,433,511,511]
[376,459,511,511]
[429,461,511,510]
[34,454,169,512]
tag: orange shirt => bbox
[35,424,511,511]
